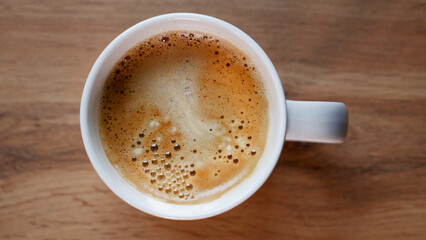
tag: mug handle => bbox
[285,100,348,143]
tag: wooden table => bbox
[1,0,425,239]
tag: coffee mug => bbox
[80,13,348,220]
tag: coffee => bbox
[98,30,268,203]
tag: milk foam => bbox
[98,31,268,203]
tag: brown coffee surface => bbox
[98,31,269,203]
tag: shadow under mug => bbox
[80,13,348,220]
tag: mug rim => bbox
[80,13,286,220]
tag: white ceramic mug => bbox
[80,13,348,220]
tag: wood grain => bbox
[0,0,425,239]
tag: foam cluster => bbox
[99,31,269,203]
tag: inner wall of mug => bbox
[81,13,286,220]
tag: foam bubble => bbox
[133,148,143,155]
